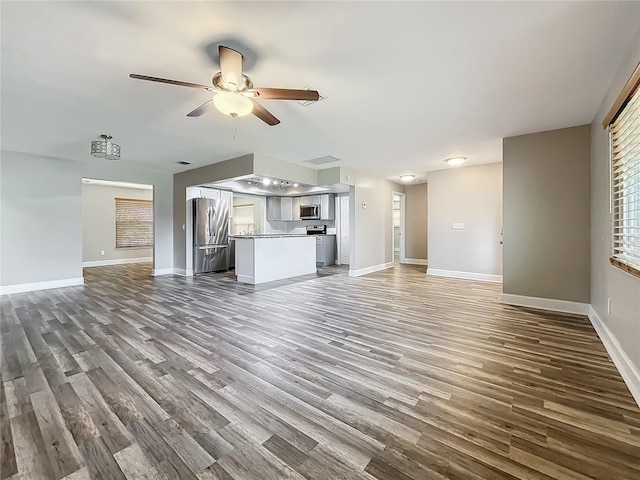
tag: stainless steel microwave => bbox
[300,204,320,220]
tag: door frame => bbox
[335,193,350,265]
[392,191,406,264]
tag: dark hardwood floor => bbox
[1,262,639,479]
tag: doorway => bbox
[392,192,406,264]
[81,178,154,277]
[336,194,350,265]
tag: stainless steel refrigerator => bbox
[193,198,229,274]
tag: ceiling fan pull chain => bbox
[232,114,237,140]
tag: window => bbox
[606,63,640,277]
[233,204,255,234]
[115,198,153,248]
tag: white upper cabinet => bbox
[187,187,233,217]
[280,197,293,221]
[186,187,203,200]
[267,194,335,221]
[292,197,301,220]
[320,194,335,220]
[200,188,220,200]
[266,196,281,220]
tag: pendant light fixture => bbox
[91,134,121,160]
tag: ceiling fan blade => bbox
[252,88,320,101]
[129,74,213,91]
[186,99,213,117]
[251,101,280,126]
[218,46,243,90]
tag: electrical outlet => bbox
[607,298,612,314]
[452,223,464,230]
[100,250,105,256]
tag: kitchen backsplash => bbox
[265,220,336,235]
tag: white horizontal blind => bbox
[233,204,254,234]
[115,198,153,248]
[611,86,640,270]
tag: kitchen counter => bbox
[234,235,316,284]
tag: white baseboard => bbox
[237,274,256,284]
[152,268,174,276]
[588,306,640,408]
[427,268,502,283]
[172,268,194,276]
[83,257,152,267]
[501,293,590,315]
[0,277,85,296]
[349,261,394,277]
[404,258,428,266]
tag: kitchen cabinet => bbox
[316,235,336,266]
[201,188,220,200]
[320,194,335,220]
[266,197,281,220]
[267,196,295,221]
[292,197,301,220]
[186,187,221,201]
[299,195,319,206]
[280,197,293,221]
[268,194,335,221]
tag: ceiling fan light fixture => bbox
[446,157,465,166]
[213,92,253,117]
[90,134,120,160]
[399,174,415,182]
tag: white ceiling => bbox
[2,1,638,183]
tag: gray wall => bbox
[351,174,404,271]
[1,154,83,285]
[253,154,318,186]
[428,163,503,276]
[503,125,591,303]
[590,34,640,372]
[0,151,173,287]
[405,183,428,261]
[82,183,153,263]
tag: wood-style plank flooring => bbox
[1,262,639,479]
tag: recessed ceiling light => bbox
[177,161,191,165]
[400,175,415,182]
[262,178,271,186]
[293,183,299,187]
[446,157,465,166]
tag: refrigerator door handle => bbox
[197,245,227,250]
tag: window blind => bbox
[233,204,254,234]
[115,198,153,248]
[610,85,640,273]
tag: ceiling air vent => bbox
[303,155,340,166]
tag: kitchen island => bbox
[232,235,316,284]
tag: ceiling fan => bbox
[130,46,320,126]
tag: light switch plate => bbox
[452,223,464,230]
